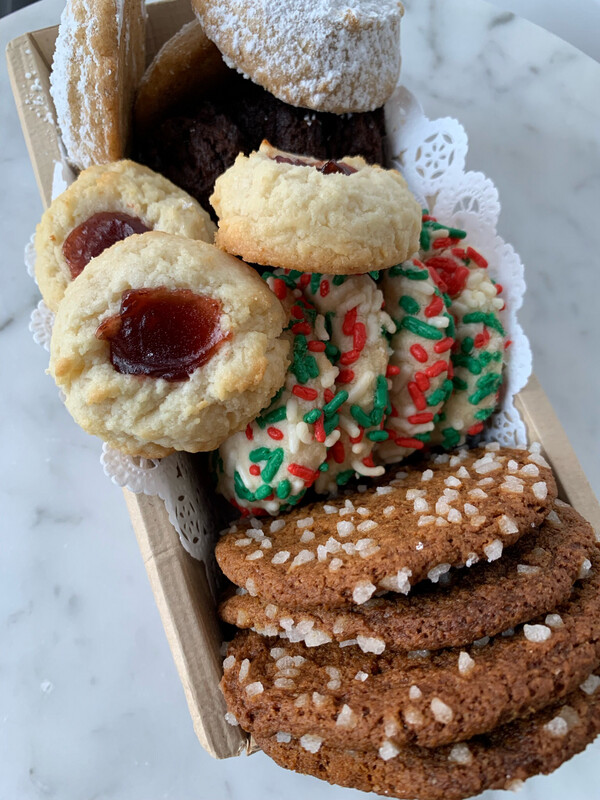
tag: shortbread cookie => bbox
[49,232,289,458]
[35,160,215,311]
[222,558,600,749]
[220,503,598,651]
[255,679,600,800]
[297,271,395,491]
[216,274,339,515]
[134,19,229,129]
[50,0,146,169]
[378,259,454,464]
[191,0,403,113]
[210,142,421,274]
[215,445,557,608]
[418,215,506,447]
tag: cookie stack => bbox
[216,444,600,798]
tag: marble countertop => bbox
[1,0,599,798]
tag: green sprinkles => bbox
[249,446,271,463]
[276,479,291,500]
[255,484,273,500]
[367,430,389,442]
[336,469,355,486]
[399,295,421,315]
[462,311,505,337]
[309,272,322,294]
[261,448,284,483]
[303,408,322,425]
[260,406,287,425]
[474,406,495,421]
[323,390,348,416]
[453,352,483,375]
[469,373,503,405]
[401,316,444,340]
[290,334,319,384]
[332,275,346,286]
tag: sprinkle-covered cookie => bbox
[216,274,338,515]
[215,445,557,608]
[418,214,506,448]
[254,678,600,800]
[221,552,600,751]
[297,270,394,492]
[220,502,598,651]
[378,258,454,464]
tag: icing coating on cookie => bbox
[216,273,339,515]
[296,270,394,491]
[377,258,454,464]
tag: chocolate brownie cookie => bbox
[254,679,600,800]
[221,555,600,750]
[136,74,386,215]
[220,503,597,652]
[215,445,557,608]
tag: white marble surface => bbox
[1,1,599,799]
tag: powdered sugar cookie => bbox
[191,0,403,113]
[35,160,215,311]
[216,272,339,515]
[419,217,506,448]
[50,0,146,169]
[377,259,454,464]
[297,271,395,491]
[49,232,289,458]
[210,142,421,274]
[134,18,229,130]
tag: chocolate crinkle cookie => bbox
[135,74,386,215]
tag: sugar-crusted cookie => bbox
[190,0,403,113]
[222,557,600,750]
[216,274,339,515]
[297,271,395,492]
[49,232,289,458]
[50,0,146,169]
[134,19,229,130]
[254,679,600,800]
[215,445,557,608]
[35,160,216,311]
[220,502,597,652]
[378,258,454,464]
[210,141,421,274]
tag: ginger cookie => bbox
[215,445,557,608]
[254,678,600,800]
[49,232,289,458]
[50,0,146,169]
[220,502,597,652]
[210,141,421,274]
[221,553,600,751]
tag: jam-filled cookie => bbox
[191,0,403,114]
[35,160,216,312]
[49,232,290,458]
[210,141,421,274]
[50,0,146,169]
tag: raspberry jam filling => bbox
[63,212,150,279]
[95,287,229,381]
[273,155,357,175]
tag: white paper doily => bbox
[28,85,532,565]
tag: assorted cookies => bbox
[49,232,289,457]
[38,4,599,797]
[35,160,215,311]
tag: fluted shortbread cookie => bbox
[50,0,146,169]
[216,445,557,608]
[50,232,289,457]
[220,502,597,651]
